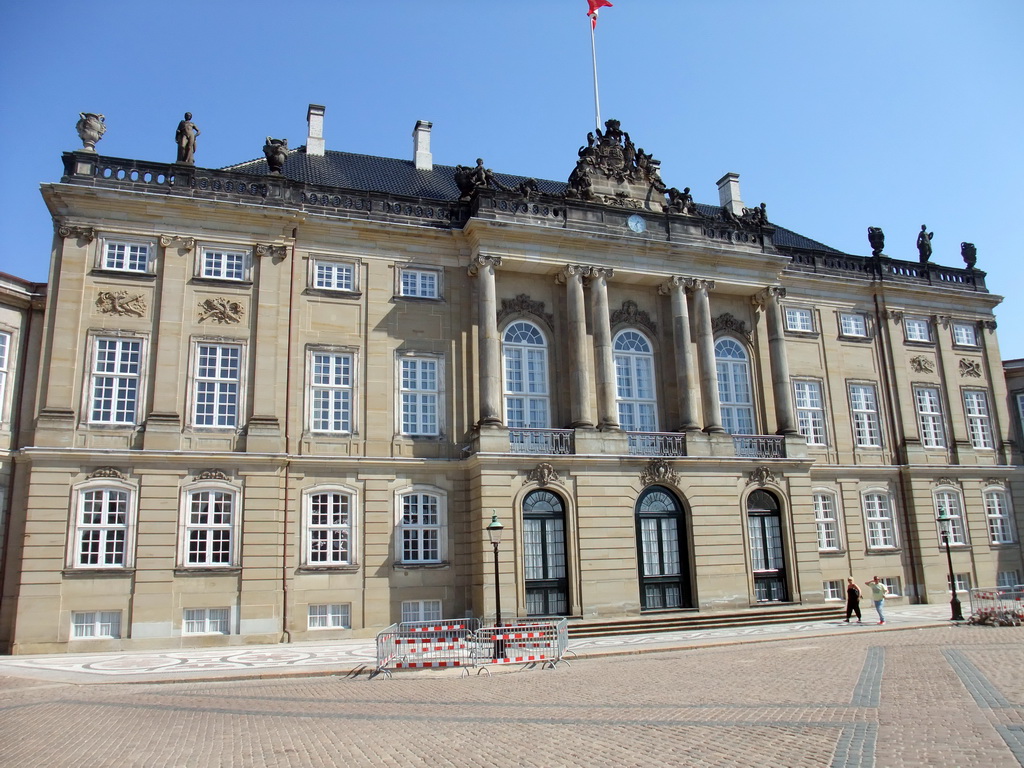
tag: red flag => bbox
[587,0,613,29]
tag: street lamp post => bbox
[486,511,505,659]
[936,511,965,622]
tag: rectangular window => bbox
[784,307,813,332]
[997,571,1020,589]
[963,390,994,449]
[914,387,945,448]
[794,380,827,445]
[186,490,235,566]
[200,248,247,281]
[823,580,844,601]
[947,574,971,593]
[76,488,130,567]
[306,492,351,565]
[72,611,122,639]
[103,241,150,273]
[183,607,231,635]
[0,330,10,416]
[308,604,351,629]
[90,337,142,424]
[864,493,897,549]
[881,577,902,597]
[399,268,439,298]
[839,313,868,338]
[849,384,882,447]
[193,344,241,427]
[814,493,840,551]
[985,490,1015,544]
[401,599,442,624]
[313,259,355,292]
[935,491,967,545]
[400,492,442,563]
[905,317,931,342]
[310,352,352,432]
[953,323,978,346]
[400,357,439,436]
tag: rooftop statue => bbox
[867,226,885,257]
[916,225,934,263]
[75,112,106,152]
[564,119,666,206]
[175,112,200,164]
[741,202,769,227]
[961,241,977,269]
[263,137,289,174]
[666,187,697,215]
[454,158,504,201]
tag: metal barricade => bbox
[474,618,570,669]
[373,619,479,678]
[968,588,1024,626]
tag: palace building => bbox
[0,105,1020,653]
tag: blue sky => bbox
[3,1,1022,354]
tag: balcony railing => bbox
[509,428,574,455]
[627,432,687,457]
[734,435,785,459]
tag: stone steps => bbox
[567,605,845,639]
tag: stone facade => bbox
[0,111,1021,653]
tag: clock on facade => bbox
[627,214,647,233]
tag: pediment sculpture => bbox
[565,119,669,210]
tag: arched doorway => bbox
[635,487,691,610]
[747,489,788,602]
[522,490,569,616]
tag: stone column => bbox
[755,286,799,435]
[469,254,503,426]
[690,278,725,433]
[661,277,699,431]
[589,267,619,430]
[558,265,594,429]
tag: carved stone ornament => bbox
[867,226,885,257]
[640,459,679,487]
[255,243,288,259]
[961,242,978,269]
[498,294,555,329]
[263,137,289,174]
[89,467,126,480]
[467,253,502,277]
[159,234,196,250]
[982,320,997,332]
[198,297,245,324]
[57,225,96,242]
[611,300,657,335]
[959,358,983,378]
[527,463,561,487]
[96,291,146,317]
[909,355,935,374]
[748,466,778,486]
[75,112,106,151]
[984,478,1006,488]
[565,119,667,210]
[933,477,961,489]
[882,310,904,324]
[712,313,752,343]
[197,470,229,482]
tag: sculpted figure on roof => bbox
[868,226,885,257]
[666,187,697,215]
[75,112,106,151]
[961,241,977,269]
[263,137,289,174]
[917,225,934,263]
[175,112,200,164]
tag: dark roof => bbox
[224,149,843,255]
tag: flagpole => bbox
[590,18,601,133]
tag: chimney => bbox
[306,104,325,157]
[716,172,744,216]
[412,120,433,171]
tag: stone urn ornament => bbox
[75,112,106,151]
[263,137,289,174]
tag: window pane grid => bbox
[91,338,142,423]
[202,250,245,280]
[77,489,129,566]
[914,387,945,448]
[400,269,438,298]
[864,493,896,548]
[840,313,867,337]
[794,381,826,445]
[814,493,840,550]
[503,322,549,428]
[314,261,354,291]
[311,353,352,432]
[985,491,1014,544]
[308,603,351,629]
[104,242,150,272]
[400,493,442,563]
[183,607,230,634]
[935,491,966,544]
[400,358,439,435]
[964,391,993,449]
[72,611,122,638]
[186,490,234,565]
[194,345,241,426]
[307,492,351,564]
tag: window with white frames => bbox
[814,492,841,551]
[399,267,439,298]
[963,390,994,449]
[905,317,931,342]
[102,240,151,273]
[947,574,971,593]
[784,307,814,332]
[914,386,945,448]
[72,611,122,639]
[401,600,442,623]
[89,337,143,424]
[849,384,882,447]
[183,487,237,566]
[839,313,868,338]
[503,321,550,428]
[823,581,844,601]
[398,491,444,564]
[952,322,978,346]
[794,380,827,445]
[614,330,658,432]
[309,352,353,433]
[305,490,353,565]
[935,490,967,545]
[193,343,242,427]
[199,247,247,281]
[864,492,897,549]
[74,486,133,568]
[399,356,440,436]
[0,330,10,418]
[183,608,231,634]
[997,571,1020,588]
[715,337,755,434]
[308,604,351,629]
[881,577,901,597]
[985,489,1015,544]
[312,259,355,292]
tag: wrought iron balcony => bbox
[733,435,785,459]
[627,432,687,457]
[509,428,574,455]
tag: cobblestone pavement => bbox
[1,610,1022,767]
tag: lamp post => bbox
[936,511,965,622]
[486,511,505,659]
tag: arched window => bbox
[635,487,690,610]
[502,321,549,428]
[715,337,754,434]
[523,490,568,616]
[614,330,657,432]
[747,490,788,602]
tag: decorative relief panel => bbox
[159,234,196,250]
[57,224,96,242]
[96,291,147,317]
[197,470,229,482]
[498,293,554,329]
[909,355,935,374]
[959,359,982,378]
[640,459,679,487]
[713,313,752,343]
[88,467,127,480]
[748,466,778,486]
[527,463,561,487]
[198,297,245,324]
[611,300,656,335]
[255,243,288,259]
